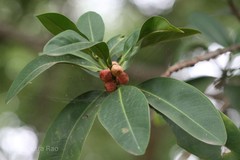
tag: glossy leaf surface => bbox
[224,85,240,111]
[164,116,222,160]
[124,30,140,52]
[77,11,105,42]
[139,16,182,41]
[98,86,150,155]
[6,55,98,103]
[186,77,214,92]
[138,77,227,145]
[119,30,140,67]
[140,28,200,47]
[42,30,96,55]
[107,35,126,59]
[42,30,111,67]
[71,51,102,69]
[221,112,240,156]
[90,42,112,67]
[38,90,106,160]
[37,13,86,37]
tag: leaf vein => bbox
[87,14,94,41]
[60,93,103,159]
[109,38,124,55]
[141,89,222,143]
[118,88,141,149]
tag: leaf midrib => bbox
[87,14,94,41]
[40,15,81,35]
[45,42,96,54]
[141,88,222,144]
[109,38,125,55]
[7,58,96,103]
[8,63,55,101]
[118,88,141,150]
[60,93,102,160]
[44,17,67,33]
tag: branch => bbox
[162,43,240,77]
[227,0,240,22]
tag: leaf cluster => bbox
[6,12,240,160]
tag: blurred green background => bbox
[0,0,240,160]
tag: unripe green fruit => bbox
[104,81,117,92]
[116,72,129,85]
[99,69,112,82]
[111,64,123,76]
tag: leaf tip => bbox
[178,28,185,33]
[35,13,46,21]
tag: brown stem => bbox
[162,43,240,77]
[227,0,240,22]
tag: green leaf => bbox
[139,16,183,41]
[42,30,96,55]
[224,85,240,111]
[90,42,112,67]
[38,90,106,160]
[6,55,99,103]
[189,12,232,46]
[119,46,138,70]
[140,28,200,47]
[42,30,111,68]
[71,51,102,69]
[119,30,140,67]
[138,77,227,145]
[37,13,86,38]
[186,77,214,92]
[138,16,199,47]
[221,112,240,156]
[77,11,105,42]
[107,35,126,59]
[98,86,150,155]
[223,152,240,160]
[124,30,140,52]
[163,116,222,160]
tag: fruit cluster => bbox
[99,62,129,92]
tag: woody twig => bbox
[162,43,240,77]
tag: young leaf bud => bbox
[112,61,119,66]
[104,81,117,92]
[116,72,129,85]
[111,64,123,76]
[99,69,112,82]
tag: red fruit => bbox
[116,72,129,85]
[104,81,117,92]
[99,69,112,82]
[111,64,123,76]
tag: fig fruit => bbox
[111,64,123,76]
[116,72,129,85]
[104,81,117,92]
[99,69,113,82]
